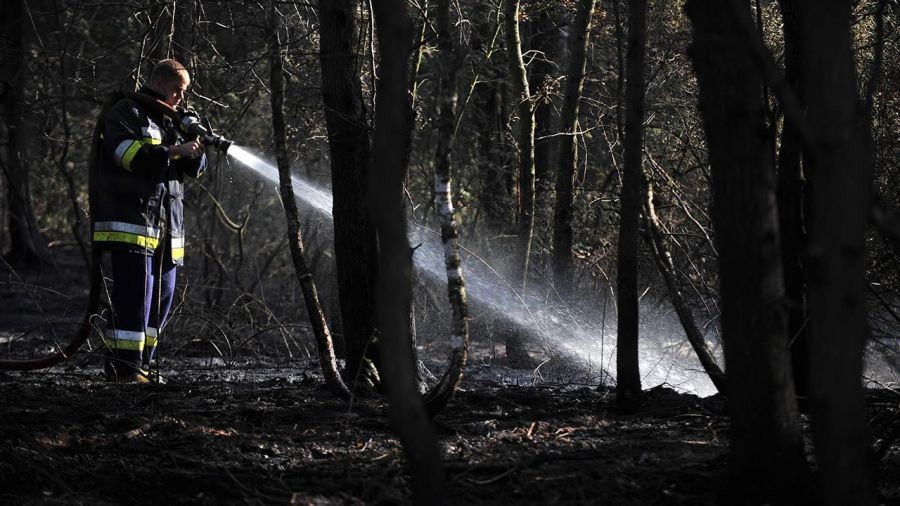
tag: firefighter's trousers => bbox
[104,247,176,379]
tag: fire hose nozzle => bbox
[202,133,233,153]
[180,112,233,153]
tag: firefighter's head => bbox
[149,59,190,108]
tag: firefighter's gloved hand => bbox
[169,140,204,160]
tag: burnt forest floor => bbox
[2,253,900,505]
[1,361,899,505]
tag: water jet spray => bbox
[219,147,726,396]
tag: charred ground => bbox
[1,363,898,505]
[1,253,898,505]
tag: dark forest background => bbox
[1,0,898,504]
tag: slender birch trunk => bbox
[422,0,470,416]
[504,0,535,290]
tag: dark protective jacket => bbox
[92,87,207,265]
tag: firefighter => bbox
[93,59,206,382]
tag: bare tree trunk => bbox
[149,1,175,62]
[1,0,50,269]
[469,5,511,234]
[318,0,379,389]
[872,203,900,252]
[643,182,726,395]
[686,1,809,503]
[611,0,626,141]
[551,0,595,301]
[423,0,469,416]
[615,0,645,407]
[408,2,429,107]
[529,7,561,208]
[173,0,195,70]
[370,1,446,502]
[501,0,537,368]
[504,0,535,290]
[44,1,89,269]
[798,1,877,503]
[476,74,511,231]
[398,8,424,392]
[775,0,810,404]
[268,2,350,401]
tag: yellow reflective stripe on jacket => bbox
[141,124,162,142]
[114,140,141,171]
[93,231,160,249]
[114,138,162,171]
[95,221,161,237]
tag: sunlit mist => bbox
[226,145,721,395]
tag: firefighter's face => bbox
[154,76,190,108]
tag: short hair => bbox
[149,59,190,85]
